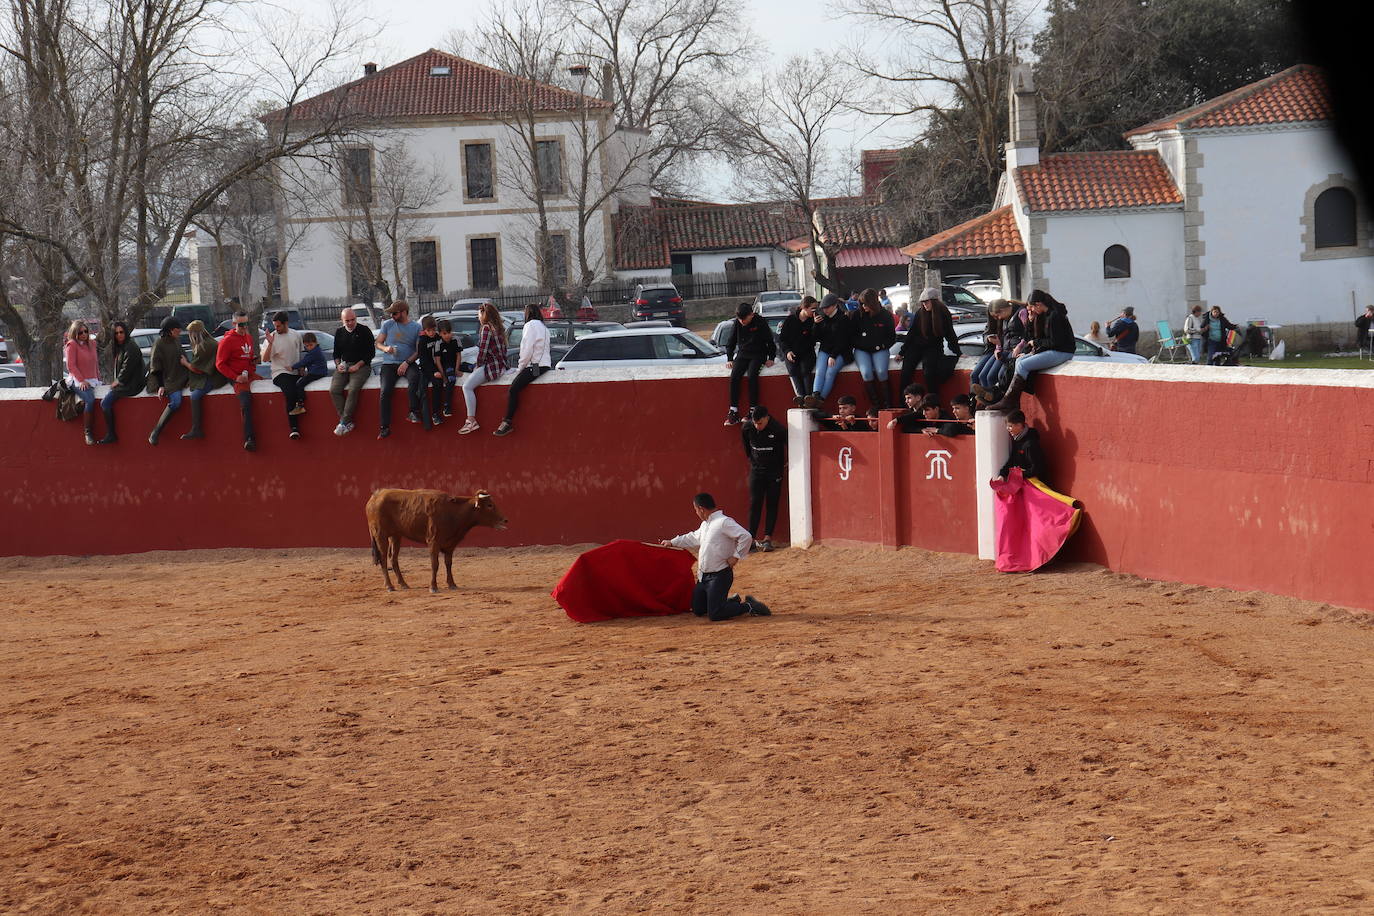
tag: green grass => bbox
[1259,355,1374,370]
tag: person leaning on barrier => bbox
[330,307,376,437]
[993,410,1047,483]
[494,303,551,438]
[63,320,102,446]
[814,394,875,432]
[215,309,259,452]
[97,320,146,445]
[988,290,1075,412]
[897,287,961,399]
[145,316,192,445]
[741,405,786,553]
[723,301,776,426]
[884,383,927,431]
[181,320,224,441]
[659,492,771,621]
[778,296,817,406]
[931,394,976,438]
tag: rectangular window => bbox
[342,148,373,206]
[547,233,569,285]
[535,140,562,195]
[464,143,494,200]
[470,237,499,290]
[410,240,439,294]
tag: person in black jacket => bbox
[741,405,786,552]
[994,410,1047,482]
[1200,305,1238,363]
[778,296,817,405]
[810,293,852,403]
[852,288,897,411]
[330,306,376,436]
[1356,305,1373,352]
[898,287,961,399]
[988,290,1075,412]
[415,315,444,427]
[724,302,776,426]
[98,321,146,444]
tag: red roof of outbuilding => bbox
[263,49,608,123]
[835,246,907,268]
[901,206,1024,261]
[1014,152,1182,213]
[1125,64,1331,137]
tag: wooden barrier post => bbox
[787,408,818,548]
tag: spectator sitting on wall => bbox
[495,303,552,438]
[1355,305,1373,350]
[927,394,976,438]
[971,299,1014,407]
[808,293,852,406]
[145,316,191,446]
[741,405,786,553]
[415,315,445,427]
[375,300,422,439]
[993,410,1047,483]
[884,383,927,430]
[1183,305,1206,364]
[289,332,329,413]
[1105,306,1140,353]
[897,287,961,399]
[1201,305,1238,363]
[64,320,101,446]
[215,309,258,452]
[262,310,305,441]
[435,319,461,420]
[330,307,376,437]
[852,288,897,411]
[778,296,817,406]
[815,394,875,432]
[97,320,146,445]
[724,301,776,426]
[987,290,1075,412]
[459,303,509,435]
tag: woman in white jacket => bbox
[493,303,552,437]
[1182,305,1206,364]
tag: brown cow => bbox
[366,489,508,593]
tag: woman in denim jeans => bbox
[988,290,1075,412]
[850,288,896,411]
[971,300,1014,405]
[63,320,102,445]
[809,294,852,404]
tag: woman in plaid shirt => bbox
[459,303,510,434]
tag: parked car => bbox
[753,290,802,308]
[888,284,987,319]
[954,329,1149,364]
[756,298,801,318]
[629,283,686,326]
[556,327,724,369]
[710,314,789,350]
[215,308,306,334]
[0,364,30,388]
[962,280,1004,302]
[494,319,624,368]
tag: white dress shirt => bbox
[670,510,753,577]
[518,319,551,370]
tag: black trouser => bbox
[899,345,953,395]
[728,357,765,410]
[236,390,255,442]
[748,468,783,539]
[378,363,430,430]
[503,365,549,422]
[784,352,815,398]
[692,567,749,621]
[421,370,446,419]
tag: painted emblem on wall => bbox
[838,446,853,481]
[925,449,952,481]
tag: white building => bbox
[242,49,648,304]
[904,64,1374,332]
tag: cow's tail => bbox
[370,535,382,566]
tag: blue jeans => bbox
[1014,350,1073,379]
[852,348,889,381]
[813,352,846,398]
[972,352,1003,389]
[100,388,133,412]
[1188,339,1203,364]
[73,385,96,412]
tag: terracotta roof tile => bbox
[901,206,1024,260]
[835,246,907,268]
[1125,65,1331,138]
[1014,152,1182,213]
[612,203,808,271]
[818,205,899,246]
[263,49,608,123]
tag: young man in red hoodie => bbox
[216,310,259,452]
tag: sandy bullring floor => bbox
[3,545,1373,914]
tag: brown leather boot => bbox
[987,375,1026,412]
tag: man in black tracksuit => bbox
[741,405,786,552]
[995,410,1048,482]
[724,302,777,425]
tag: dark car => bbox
[630,283,686,326]
[215,308,306,334]
[504,319,624,367]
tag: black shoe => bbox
[378,427,390,439]
[243,438,256,452]
[724,408,740,426]
[406,412,420,424]
[759,538,774,553]
[97,435,117,445]
[494,421,513,437]
[793,395,805,407]
[744,595,772,616]
[289,430,301,440]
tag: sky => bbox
[293,0,939,200]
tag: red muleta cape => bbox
[990,468,1083,573]
[552,539,698,623]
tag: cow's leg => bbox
[429,543,440,594]
[444,549,456,590]
[391,537,409,589]
[372,525,394,591]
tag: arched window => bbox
[1314,187,1357,248]
[1103,244,1130,279]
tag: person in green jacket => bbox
[181,319,224,440]
[98,321,145,445]
[145,317,193,445]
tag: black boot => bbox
[83,412,96,446]
[987,375,1026,412]
[148,405,174,445]
[97,406,117,444]
[863,380,880,414]
[180,399,203,440]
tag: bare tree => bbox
[719,56,861,294]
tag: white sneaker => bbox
[459,418,479,435]
[333,423,347,436]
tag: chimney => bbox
[600,62,614,105]
[363,62,377,77]
[1005,62,1039,169]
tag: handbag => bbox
[55,380,82,421]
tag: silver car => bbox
[557,327,724,369]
